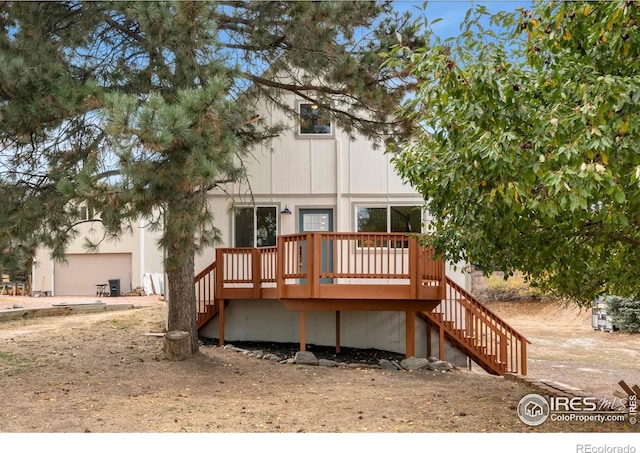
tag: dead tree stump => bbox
[163,330,190,361]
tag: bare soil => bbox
[0,296,637,433]
[487,301,640,401]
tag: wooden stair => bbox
[194,261,220,329]
[420,277,529,376]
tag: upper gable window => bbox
[298,102,333,137]
[78,203,96,221]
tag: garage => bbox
[54,253,132,296]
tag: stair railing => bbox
[194,261,217,328]
[426,277,530,375]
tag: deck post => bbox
[438,250,446,300]
[426,320,432,357]
[215,248,224,298]
[408,238,418,299]
[299,311,306,352]
[276,238,285,299]
[439,323,445,361]
[405,311,415,358]
[252,248,261,299]
[218,299,225,347]
[520,339,527,376]
[310,233,321,298]
[335,311,341,353]
[499,333,507,372]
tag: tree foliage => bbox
[387,1,640,305]
[601,295,640,333]
[0,1,419,353]
[0,182,35,281]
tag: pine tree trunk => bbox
[165,199,199,355]
[166,251,198,354]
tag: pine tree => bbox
[0,2,420,354]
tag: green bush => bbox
[479,271,548,301]
[602,295,640,333]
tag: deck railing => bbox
[276,232,445,300]
[194,261,217,328]
[213,246,278,299]
[279,234,308,281]
[199,233,445,301]
[322,233,411,279]
[260,247,278,283]
[423,277,530,375]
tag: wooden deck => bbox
[213,232,444,308]
[194,232,529,376]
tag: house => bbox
[193,93,528,375]
[32,91,529,376]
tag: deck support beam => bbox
[299,311,306,352]
[218,299,225,347]
[439,323,445,361]
[426,320,432,357]
[335,311,341,353]
[405,311,415,358]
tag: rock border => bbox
[216,343,456,372]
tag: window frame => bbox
[232,204,279,248]
[78,203,96,221]
[296,101,334,138]
[354,204,423,249]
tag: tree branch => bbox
[104,15,144,45]
[245,73,349,96]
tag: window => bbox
[298,103,332,136]
[356,205,422,247]
[234,206,277,247]
[303,213,330,232]
[389,206,422,234]
[78,204,95,221]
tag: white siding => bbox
[310,139,336,194]
[244,144,274,194]
[272,135,313,194]
[348,138,390,194]
[222,92,416,199]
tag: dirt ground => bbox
[487,301,640,401]
[0,295,637,433]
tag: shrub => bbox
[479,271,548,301]
[602,295,640,333]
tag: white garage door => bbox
[54,253,132,296]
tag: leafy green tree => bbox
[0,2,419,353]
[387,1,640,305]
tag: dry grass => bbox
[480,272,549,301]
[0,302,637,433]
